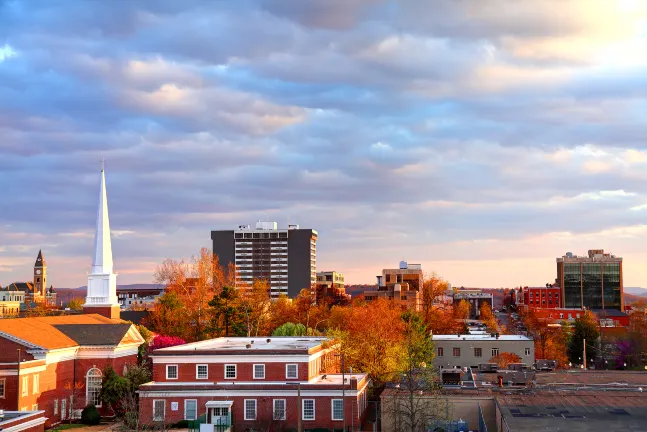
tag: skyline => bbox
[2,1,647,288]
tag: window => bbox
[196,365,208,380]
[32,404,38,411]
[302,399,315,420]
[437,347,444,357]
[33,374,39,394]
[452,347,460,357]
[559,313,564,319]
[0,378,4,398]
[331,399,344,421]
[22,376,28,396]
[166,365,178,380]
[253,364,265,379]
[525,348,531,356]
[61,399,67,420]
[184,399,197,420]
[244,399,257,420]
[86,368,102,407]
[474,348,482,357]
[54,399,58,415]
[225,364,236,379]
[491,348,499,357]
[286,364,298,379]
[273,399,286,420]
[153,400,165,421]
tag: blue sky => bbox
[2,0,647,288]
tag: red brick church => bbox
[0,164,145,426]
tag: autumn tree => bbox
[67,298,83,311]
[329,298,406,387]
[479,302,497,333]
[209,285,246,337]
[489,352,522,368]
[453,299,470,322]
[154,248,233,341]
[568,311,599,365]
[145,291,189,339]
[521,309,568,367]
[238,279,272,337]
[266,295,297,333]
[420,273,449,323]
[426,306,462,335]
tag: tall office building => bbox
[556,249,623,311]
[211,221,317,298]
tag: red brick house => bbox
[139,337,370,430]
[0,314,145,426]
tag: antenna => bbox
[101,157,105,172]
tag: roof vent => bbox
[266,338,271,343]
[250,340,254,344]
[246,344,251,349]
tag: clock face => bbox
[36,270,41,275]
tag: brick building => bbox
[0,410,47,432]
[517,286,561,309]
[138,337,370,430]
[0,315,144,426]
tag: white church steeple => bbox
[84,160,120,319]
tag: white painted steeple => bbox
[84,160,119,316]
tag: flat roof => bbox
[433,334,532,341]
[154,336,329,352]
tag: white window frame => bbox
[196,364,208,380]
[286,364,298,379]
[491,348,499,357]
[273,399,286,420]
[184,399,198,420]
[61,399,67,420]
[166,364,178,380]
[253,364,265,379]
[0,378,5,398]
[33,374,39,394]
[224,364,237,379]
[525,348,531,356]
[244,399,257,420]
[331,399,344,421]
[302,399,315,421]
[153,400,166,421]
[85,368,103,407]
[22,376,28,396]
[54,399,58,415]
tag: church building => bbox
[0,163,145,426]
[2,250,57,307]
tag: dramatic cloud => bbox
[2,0,647,288]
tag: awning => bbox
[205,401,234,408]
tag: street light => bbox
[286,381,302,432]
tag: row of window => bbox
[529,292,559,298]
[437,347,531,357]
[165,364,299,380]
[152,399,344,422]
[20,375,40,396]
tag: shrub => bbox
[81,405,101,425]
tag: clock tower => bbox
[33,249,46,297]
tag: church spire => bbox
[92,159,113,274]
[34,249,45,267]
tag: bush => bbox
[81,405,101,425]
[173,420,190,428]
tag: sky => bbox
[2,0,647,289]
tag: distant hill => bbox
[624,287,647,296]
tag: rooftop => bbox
[432,334,532,341]
[154,336,329,353]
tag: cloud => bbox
[2,1,647,288]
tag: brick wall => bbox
[153,361,310,382]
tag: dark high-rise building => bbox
[211,221,317,298]
[556,249,623,311]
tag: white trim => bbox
[244,399,257,421]
[153,355,312,364]
[153,399,166,421]
[331,399,344,421]
[224,364,236,379]
[196,364,208,380]
[0,331,44,350]
[253,364,265,380]
[1,414,47,432]
[184,399,198,420]
[286,363,298,379]
[85,367,103,408]
[302,398,315,421]
[76,346,139,359]
[166,365,178,380]
[273,398,286,421]
[140,389,363,397]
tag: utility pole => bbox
[342,353,346,432]
[16,348,21,410]
[583,338,587,370]
[297,382,302,432]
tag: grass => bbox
[48,424,87,431]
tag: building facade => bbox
[517,286,561,309]
[453,290,493,319]
[138,337,369,430]
[432,334,535,370]
[315,271,349,305]
[557,250,623,311]
[0,286,24,316]
[211,222,317,298]
[4,251,57,307]
[117,285,165,309]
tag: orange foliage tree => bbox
[520,308,568,368]
[479,302,498,333]
[489,352,521,368]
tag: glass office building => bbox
[556,250,623,311]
